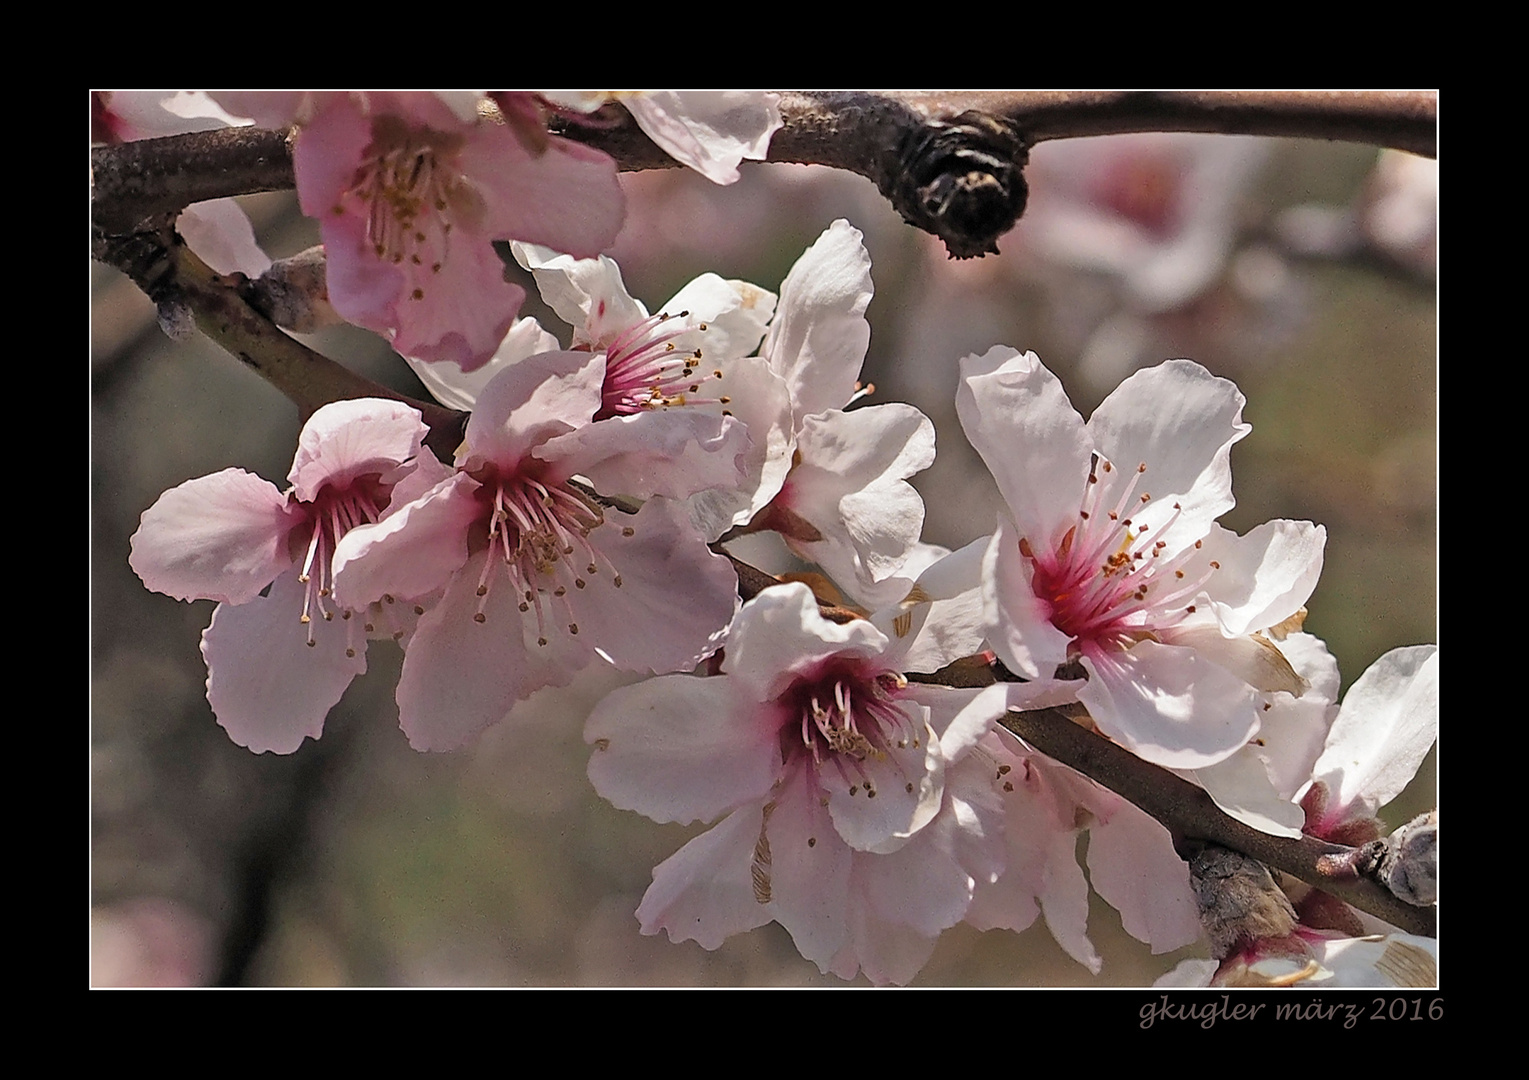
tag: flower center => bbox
[295,477,387,653]
[339,115,482,300]
[596,311,728,420]
[469,466,626,645]
[1022,456,1217,653]
[782,663,920,799]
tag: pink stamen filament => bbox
[1027,457,1219,648]
[597,311,725,419]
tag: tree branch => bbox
[92,92,1437,261]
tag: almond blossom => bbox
[586,565,1079,984]
[692,220,935,597]
[128,399,447,753]
[218,92,624,372]
[330,350,739,752]
[957,348,1326,769]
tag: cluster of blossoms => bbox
[122,95,1435,985]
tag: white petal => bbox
[957,347,1093,546]
[1198,520,1327,636]
[1086,359,1249,549]
[1192,752,1307,837]
[1313,645,1438,817]
[1087,799,1203,952]
[511,244,648,342]
[624,92,782,185]
[783,404,934,592]
[636,804,774,950]
[462,350,603,467]
[405,317,560,412]
[983,523,1074,680]
[764,220,872,419]
[725,583,888,705]
[1079,638,1263,768]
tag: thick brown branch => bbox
[91,217,465,457]
[91,127,294,233]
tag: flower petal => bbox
[201,570,366,754]
[586,675,780,826]
[1079,638,1263,768]
[623,92,781,185]
[764,219,873,420]
[129,469,297,604]
[957,346,1093,546]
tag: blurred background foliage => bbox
[91,130,1435,986]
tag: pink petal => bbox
[394,550,584,751]
[465,351,604,468]
[540,411,749,501]
[982,522,1074,680]
[202,570,367,754]
[331,473,481,608]
[463,124,625,260]
[1197,520,1327,637]
[130,469,298,604]
[562,497,738,675]
[636,804,774,950]
[585,675,779,825]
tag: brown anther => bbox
[569,623,579,634]
[300,614,311,625]
[1210,561,1221,569]
[323,611,333,621]
[621,526,635,537]
[1186,605,1197,613]
[575,578,586,589]
[537,636,548,646]
[474,613,486,623]
[518,602,529,612]
[306,640,316,648]
[807,837,816,847]
[477,585,488,596]
[363,623,375,633]
[1003,781,1014,791]
[553,586,566,597]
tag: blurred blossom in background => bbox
[92,131,1436,986]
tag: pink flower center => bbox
[782,662,920,799]
[468,465,626,646]
[595,311,728,420]
[340,116,482,300]
[294,476,388,653]
[1022,457,1217,656]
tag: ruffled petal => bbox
[287,398,429,501]
[462,350,604,468]
[403,317,561,412]
[1195,520,1327,637]
[781,404,933,592]
[725,582,888,705]
[538,410,748,501]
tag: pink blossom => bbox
[235,92,624,372]
[330,350,739,751]
[957,348,1326,769]
[586,578,1070,984]
[128,400,447,753]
